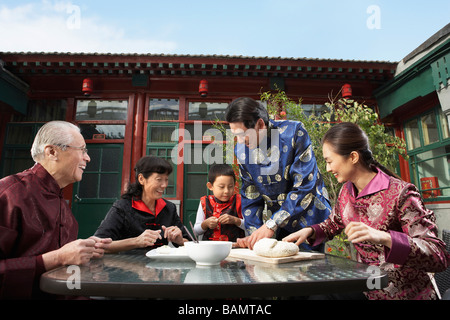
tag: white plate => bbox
[145,248,192,261]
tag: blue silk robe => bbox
[235,119,331,250]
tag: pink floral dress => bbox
[310,169,450,300]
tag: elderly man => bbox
[0,121,111,299]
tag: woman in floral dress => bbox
[284,122,449,300]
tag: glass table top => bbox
[41,250,387,298]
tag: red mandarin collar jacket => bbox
[0,163,78,299]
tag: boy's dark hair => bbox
[208,164,236,184]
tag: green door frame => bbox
[182,143,212,233]
[72,143,123,238]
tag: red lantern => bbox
[82,78,93,96]
[342,83,352,98]
[199,79,208,97]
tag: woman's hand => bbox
[282,227,314,246]
[135,229,162,248]
[345,222,392,248]
[162,226,185,246]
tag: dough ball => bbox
[155,245,186,255]
[155,245,173,254]
[253,238,299,258]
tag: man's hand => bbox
[246,225,275,250]
[89,236,112,258]
[43,238,97,270]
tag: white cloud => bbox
[0,1,177,54]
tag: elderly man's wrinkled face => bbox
[56,130,91,188]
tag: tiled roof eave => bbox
[0,51,398,81]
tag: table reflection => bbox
[41,251,387,299]
[62,252,379,285]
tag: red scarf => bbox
[200,194,244,242]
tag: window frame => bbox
[0,123,43,178]
[404,105,450,201]
[75,99,128,143]
[146,121,179,198]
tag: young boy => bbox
[193,164,245,242]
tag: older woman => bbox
[95,156,189,253]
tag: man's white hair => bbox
[31,121,80,161]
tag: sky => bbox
[0,0,449,62]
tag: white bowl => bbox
[184,241,232,266]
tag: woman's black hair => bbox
[322,122,400,179]
[225,97,269,128]
[122,156,173,199]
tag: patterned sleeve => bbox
[390,183,449,272]
[239,164,265,235]
[271,122,330,231]
[310,187,346,245]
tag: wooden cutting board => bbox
[227,248,325,264]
